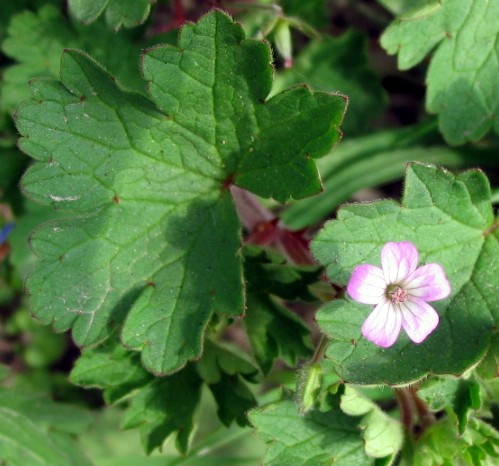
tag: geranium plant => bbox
[0,1,498,465]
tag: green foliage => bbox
[250,391,373,465]
[381,0,499,144]
[16,10,346,376]
[71,338,258,452]
[68,0,155,30]
[243,246,316,373]
[0,387,93,466]
[1,5,144,112]
[312,163,498,385]
[2,1,499,464]
[274,30,386,135]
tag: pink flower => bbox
[347,242,451,348]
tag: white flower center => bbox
[387,285,408,304]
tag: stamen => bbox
[388,286,408,304]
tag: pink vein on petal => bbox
[400,298,439,344]
[347,264,386,305]
[362,299,401,347]
[381,242,419,284]
[404,263,451,302]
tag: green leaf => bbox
[249,392,372,466]
[121,364,202,454]
[197,340,258,427]
[245,294,313,374]
[68,0,155,30]
[404,415,499,466]
[70,338,152,404]
[16,10,345,375]
[243,245,322,302]
[273,31,386,136]
[242,246,315,373]
[0,388,93,466]
[380,0,499,144]
[312,163,498,385]
[1,5,145,113]
[418,376,481,434]
[341,386,403,460]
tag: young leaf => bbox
[312,163,498,385]
[249,392,372,466]
[341,386,403,460]
[243,246,315,373]
[197,340,258,427]
[244,245,322,302]
[245,294,313,374]
[70,338,152,404]
[418,376,481,434]
[381,0,499,144]
[120,364,202,454]
[68,0,155,30]
[16,10,346,375]
[0,388,93,466]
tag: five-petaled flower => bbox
[347,241,451,348]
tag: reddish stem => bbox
[230,186,315,265]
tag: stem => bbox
[395,388,414,432]
[311,335,330,364]
[411,386,436,430]
[395,386,436,436]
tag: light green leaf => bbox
[1,5,145,113]
[69,0,155,30]
[16,11,345,375]
[312,163,498,385]
[418,376,481,433]
[249,393,372,466]
[404,415,499,466]
[70,338,152,404]
[0,389,92,466]
[341,387,403,460]
[380,0,499,144]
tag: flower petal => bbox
[362,299,402,348]
[347,264,386,305]
[400,298,439,344]
[404,263,451,302]
[381,242,419,285]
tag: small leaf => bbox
[418,376,481,434]
[244,245,322,302]
[341,386,403,460]
[249,392,372,466]
[312,163,498,385]
[69,0,155,30]
[243,246,315,373]
[197,340,258,427]
[120,364,202,454]
[245,294,313,374]
[70,338,152,404]
[380,0,499,144]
